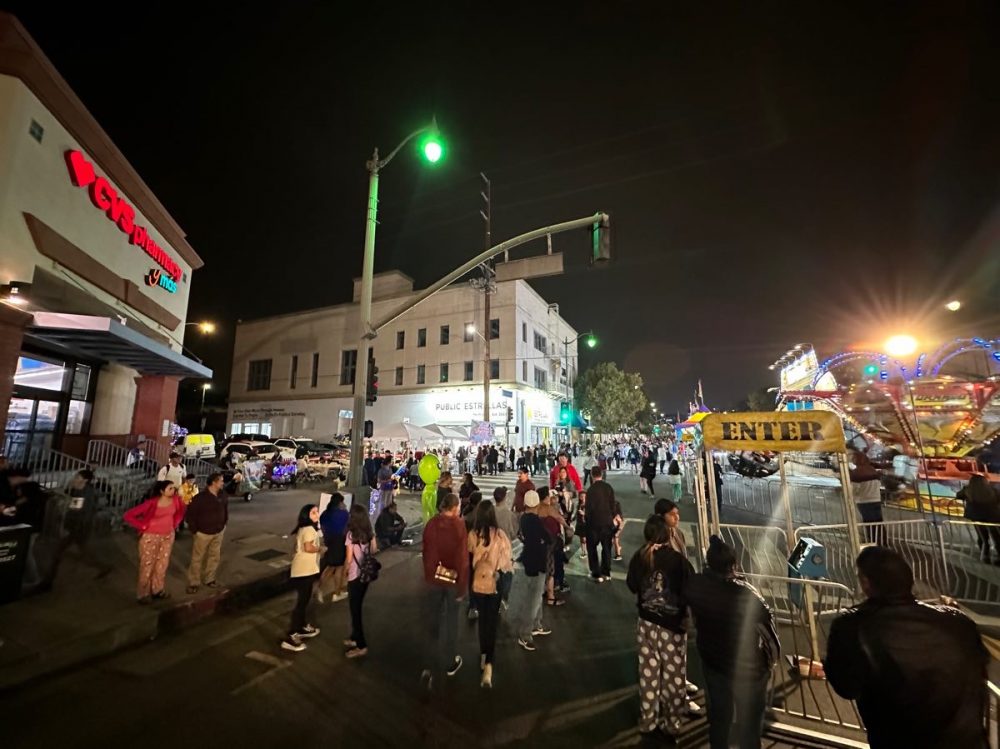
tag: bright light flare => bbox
[945,300,961,312]
[885,334,918,357]
[423,139,443,163]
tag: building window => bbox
[440,363,449,383]
[464,361,474,381]
[416,365,426,385]
[311,353,319,387]
[534,331,547,353]
[395,366,403,386]
[464,323,474,342]
[534,366,547,390]
[396,331,405,349]
[247,359,272,391]
[340,349,358,386]
[522,360,528,382]
[489,318,500,340]
[29,119,44,143]
[289,355,298,389]
[490,359,500,380]
[417,328,427,347]
[440,325,450,345]
[522,322,527,342]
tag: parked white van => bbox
[175,433,217,459]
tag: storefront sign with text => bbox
[65,150,182,286]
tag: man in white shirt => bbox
[157,452,186,487]
[581,450,597,488]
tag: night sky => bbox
[7,2,1000,416]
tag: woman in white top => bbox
[343,505,377,659]
[282,504,322,652]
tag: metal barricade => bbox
[743,574,867,740]
[14,447,90,493]
[716,524,791,578]
[85,439,159,518]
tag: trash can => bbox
[0,524,32,604]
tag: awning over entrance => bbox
[27,312,212,379]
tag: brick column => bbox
[0,304,32,449]
[130,375,180,451]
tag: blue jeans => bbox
[513,573,546,641]
[702,662,769,749]
[422,585,459,675]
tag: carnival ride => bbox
[777,338,1000,511]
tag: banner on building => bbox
[701,411,845,453]
[470,420,495,444]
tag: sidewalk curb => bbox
[0,568,294,691]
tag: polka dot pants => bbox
[636,619,687,734]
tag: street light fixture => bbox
[186,321,216,334]
[945,300,962,312]
[200,382,211,410]
[348,118,445,487]
[885,334,918,357]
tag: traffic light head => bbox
[559,401,571,423]
[506,406,514,422]
[366,361,379,405]
[585,335,597,349]
[591,215,611,265]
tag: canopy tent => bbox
[370,421,439,442]
[421,423,469,440]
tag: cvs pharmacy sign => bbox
[64,150,182,283]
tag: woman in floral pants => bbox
[123,481,186,603]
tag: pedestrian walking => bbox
[514,467,536,513]
[685,536,779,749]
[122,480,186,604]
[659,447,668,475]
[824,546,989,749]
[640,448,657,496]
[459,472,479,509]
[514,490,551,651]
[574,490,589,559]
[468,500,513,687]
[343,504,378,659]
[185,472,229,593]
[492,487,517,610]
[612,499,624,561]
[548,452,583,493]
[956,474,1000,563]
[626,515,695,741]
[282,504,322,652]
[539,488,569,604]
[585,467,617,582]
[318,493,349,602]
[628,445,640,474]
[41,469,112,590]
[463,490,484,620]
[420,492,469,689]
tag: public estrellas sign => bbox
[701,411,846,453]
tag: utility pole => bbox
[477,173,493,426]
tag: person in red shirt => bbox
[549,452,582,493]
[420,492,469,689]
[514,467,536,513]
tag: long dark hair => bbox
[147,480,174,500]
[473,500,499,547]
[292,504,317,535]
[347,504,373,544]
[641,515,668,570]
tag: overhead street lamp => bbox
[200,382,211,411]
[562,331,598,403]
[348,119,445,487]
[186,321,216,334]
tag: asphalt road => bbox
[6,472,816,749]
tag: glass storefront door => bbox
[3,397,60,461]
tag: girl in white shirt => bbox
[283,504,322,652]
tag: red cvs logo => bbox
[65,150,181,282]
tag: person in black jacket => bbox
[686,536,779,749]
[513,491,550,652]
[41,469,111,589]
[585,467,617,581]
[626,515,695,741]
[824,546,989,749]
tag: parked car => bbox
[217,433,271,457]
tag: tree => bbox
[576,362,648,434]
[737,387,775,412]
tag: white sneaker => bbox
[281,636,306,652]
[332,592,349,602]
[446,655,463,676]
[297,624,320,639]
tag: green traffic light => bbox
[422,139,443,163]
[586,335,597,349]
[863,364,879,377]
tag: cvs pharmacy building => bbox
[0,14,210,460]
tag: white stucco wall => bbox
[89,363,138,434]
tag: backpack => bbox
[640,569,682,620]
[357,542,381,584]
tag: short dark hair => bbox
[77,469,95,482]
[207,472,223,486]
[591,466,603,479]
[654,498,678,516]
[706,535,737,574]
[330,492,345,508]
[856,546,913,598]
[438,492,459,512]
[537,486,550,501]
[493,486,508,503]
[185,473,196,481]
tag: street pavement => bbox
[4,470,834,748]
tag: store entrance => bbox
[4,353,96,462]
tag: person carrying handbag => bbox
[343,505,379,659]
[420,492,469,689]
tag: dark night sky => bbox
[7,1,1000,415]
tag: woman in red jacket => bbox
[123,480,186,603]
